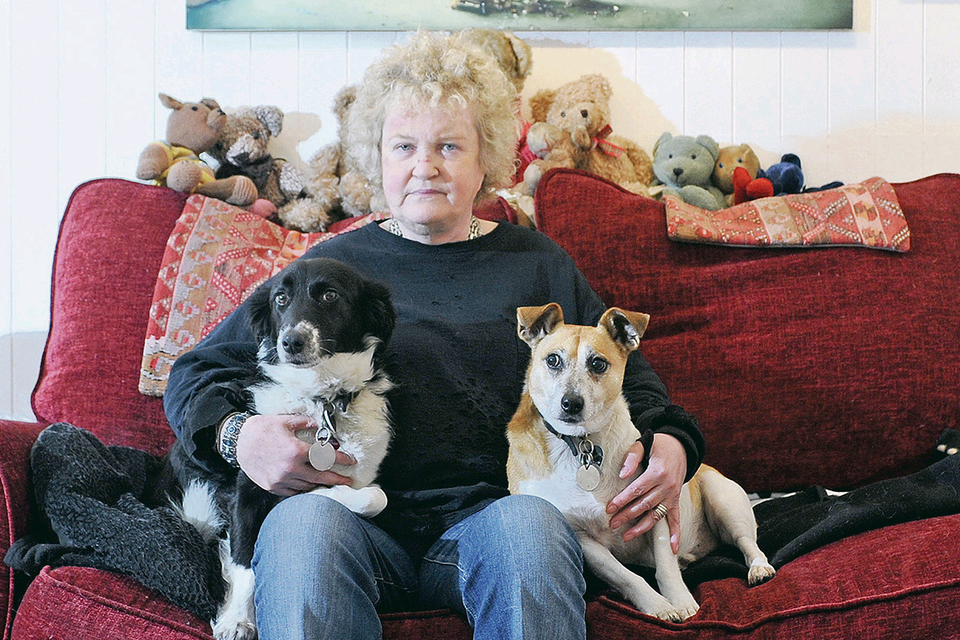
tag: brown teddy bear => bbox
[206,105,333,230]
[458,28,533,95]
[518,74,654,197]
[303,84,381,222]
[137,93,257,206]
[303,29,534,223]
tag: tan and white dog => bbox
[506,303,775,622]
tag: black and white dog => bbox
[167,257,396,640]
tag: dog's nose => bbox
[281,332,305,356]
[561,393,584,416]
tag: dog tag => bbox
[576,463,602,491]
[308,440,337,471]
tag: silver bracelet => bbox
[218,411,253,468]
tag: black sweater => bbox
[164,220,705,555]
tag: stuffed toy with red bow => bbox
[517,74,654,196]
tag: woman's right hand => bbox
[234,414,356,496]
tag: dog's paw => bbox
[748,559,777,586]
[355,485,388,517]
[630,592,698,623]
[653,603,699,623]
[308,484,388,517]
[212,620,257,640]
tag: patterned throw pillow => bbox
[138,195,384,396]
[665,177,910,251]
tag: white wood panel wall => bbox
[2,0,959,420]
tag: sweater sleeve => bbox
[163,302,261,472]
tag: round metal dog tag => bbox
[308,441,337,471]
[576,464,601,491]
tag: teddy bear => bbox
[651,132,727,211]
[518,74,654,197]
[712,144,774,205]
[458,28,533,95]
[137,93,257,207]
[302,29,534,225]
[204,105,333,230]
[301,84,380,223]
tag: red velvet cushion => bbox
[12,566,474,640]
[536,169,960,492]
[31,179,187,456]
[585,514,960,639]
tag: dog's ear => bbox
[517,303,564,345]
[599,307,650,352]
[357,280,397,345]
[245,283,275,342]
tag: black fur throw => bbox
[4,423,224,620]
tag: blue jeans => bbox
[252,493,586,640]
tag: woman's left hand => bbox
[606,433,688,553]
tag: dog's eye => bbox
[274,292,289,307]
[545,353,563,370]
[320,289,339,303]
[588,356,609,375]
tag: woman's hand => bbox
[606,433,687,553]
[235,414,355,496]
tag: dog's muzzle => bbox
[277,323,320,365]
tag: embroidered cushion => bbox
[665,177,910,251]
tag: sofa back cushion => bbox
[536,169,960,492]
[32,180,187,456]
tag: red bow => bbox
[592,124,625,157]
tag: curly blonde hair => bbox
[346,31,521,204]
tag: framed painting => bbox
[186,0,854,31]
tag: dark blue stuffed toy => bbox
[762,153,844,196]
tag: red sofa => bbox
[2,171,960,639]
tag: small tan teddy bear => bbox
[712,143,768,206]
[137,93,257,207]
[519,74,654,197]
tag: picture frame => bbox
[186,0,854,32]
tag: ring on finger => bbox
[652,503,668,521]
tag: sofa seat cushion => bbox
[11,565,473,640]
[585,513,960,639]
[536,169,960,493]
[12,566,212,640]
[14,514,960,640]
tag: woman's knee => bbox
[464,495,583,570]
[254,494,366,573]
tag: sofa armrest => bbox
[0,419,46,640]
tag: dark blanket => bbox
[4,423,225,620]
[6,423,960,614]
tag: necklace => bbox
[385,216,483,241]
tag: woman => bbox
[164,31,704,640]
